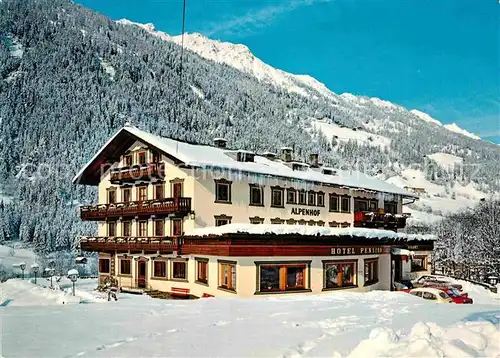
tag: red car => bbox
[439,288,473,304]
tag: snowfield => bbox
[0,278,498,357]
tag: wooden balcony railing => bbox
[353,210,410,230]
[110,163,165,183]
[80,197,192,221]
[80,236,180,252]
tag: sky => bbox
[77,0,499,143]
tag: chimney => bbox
[280,147,293,162]
[213,138,227,149]
[309,153,319,168]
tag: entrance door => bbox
[393,257,402,282]
[137,261,147,288]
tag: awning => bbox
[391,248,412,256]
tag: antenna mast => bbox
[177,0,187,124]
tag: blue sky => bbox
[77,0,499,143]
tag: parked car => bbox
[423,280,463,291]
[439,288,473,304]
[408,287,453,303]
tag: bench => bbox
[170,287,190,298]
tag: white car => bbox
[408,287,453,303]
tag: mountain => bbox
[0,0,499,252]
[410,110,481,140]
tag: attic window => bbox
[292,162,308,171]
[322,168,337,176]
[236,151,255,163]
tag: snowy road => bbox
[1,280,499,357]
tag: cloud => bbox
[203,0,331,37]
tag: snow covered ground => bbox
[0,277,498,357]
[311,119,391,149]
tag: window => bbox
[329,194,339,212]
[384,202,397,214]
[99,259,110,273]
[107,222,116,236]
[329,221,339,228]
[411,255,427,272]
[298,190,306,205]
[171,181,183,199]
[172,261,187,280]
[317,220,325,227]
[341,196,351,212]
[138,151,147,165]
[271,187,284,208]
[196,259,208,284]
[270,217,285,225]
[317,192,325,207]
[152,151,160,163]
[122,221,131,236]
[107,190,116,204]
[422,292,436,300]
[258,263,307,292]
[171,219,183,236]
[122,188,131,203]
[369,200,378,211]
[154,220,164,236]
[219,261,236,291]
[137,221,147,236]
[286,188,296,204]
[155,185,164,200]
[364,259,379,286]
[153,260,167,278]
[120,258,131,275]
[324,261,356,289]
[307,191,316,206]
[250,216,265,224]
[411,291,423,298]
[215,179,232,203]
[215,215,232,226]
[249,184,264,206]
[286,218,296,225]
[354,199,368,211]
[137,186,148,202]
[124,155,132,167]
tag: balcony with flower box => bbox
[80,197,192,221]
[109,163,165,184]
[353,209,410,230]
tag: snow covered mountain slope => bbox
[114,19,499,225]
[443,123,481,140]
[117,20,487,145]
[411,109,481,140]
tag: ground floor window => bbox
[411,255,427,271]
[249,216,264,224]
[153,260,167,278]
[323,261,356,289]
[218,261,236,291]
[364,259,379,286]
[171,260,187,280]
[258,263,308,292]
[119,258,131,275]
[196,258,208,284]
[99,258,110,273]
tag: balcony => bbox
[80,236,180,252]
[110,163,165,183]
[353,210,409,230]
[80,197,192,221]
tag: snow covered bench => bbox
[170,287,190,298]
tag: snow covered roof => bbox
[73,126,418,198]
[185,223,434,241]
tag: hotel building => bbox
[74,125,433,298]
